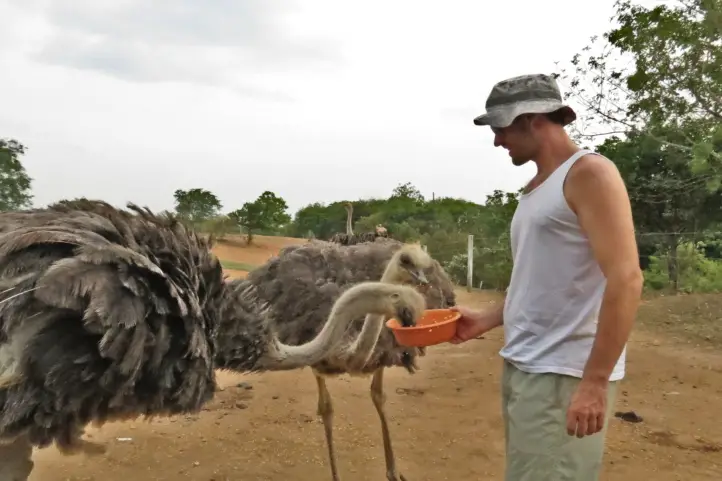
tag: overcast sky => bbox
[0,0,621,215]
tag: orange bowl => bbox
[385,308,461,347]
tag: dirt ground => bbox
[27,237,722,480]
[212,235,307,273]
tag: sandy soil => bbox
[26,239,722,480]
[212,235,306,267]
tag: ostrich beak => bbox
[413,270,429,285]
[396,306,416,327]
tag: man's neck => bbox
[533,131,581,177]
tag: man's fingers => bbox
[566,409,577,436]
[567,410,606,438]
[585,416,598,436]
[575,415,588,438]
[594,412,605,434]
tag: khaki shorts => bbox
[501,360,618,481]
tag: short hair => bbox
[544,109,568,125]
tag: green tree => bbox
[288,202,327,238]
[473,190,518,289]
[289,201,350,239]
[228,191,291,245]
[283,187,521,290]
[384,183,425,225]
[200,215,237,240]
[391,182,425,202]
[0,138,33,211]
[598,126,722,288]
[173,188,222,224]
[554,0,722,291]
[556,0,722,178]
[443,190,519,289]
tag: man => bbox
[451,73,643,480]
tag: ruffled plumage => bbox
[0,201,224,451]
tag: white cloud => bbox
[0,0,620,214]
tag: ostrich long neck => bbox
[345,205,354,236]
[258,282,401,371]
[344,255,401,364]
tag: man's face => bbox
[491,114,540,166]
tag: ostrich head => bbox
[377,243,456,371]
[382,243,432,287]
[382,242,457,312]
[327,281,425,329]
[339,241,457,372]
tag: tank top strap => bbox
[554,149,597,180]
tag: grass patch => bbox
[219,259,258,272]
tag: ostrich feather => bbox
[0,201,224,451]
[245,239,457,375]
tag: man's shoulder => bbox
[567,152,622,188]
[571,151,617,175]
[564,152,627,211]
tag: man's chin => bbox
[510,156,530,166]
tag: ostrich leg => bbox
[0,435,34,481]
[370,367,407,481]
[314,372,341,481]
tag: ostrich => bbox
[329,202,391,245]
[246,239,457,481]
[329,202,355,245]
[0,200,428,480]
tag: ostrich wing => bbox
[0,203,223,450]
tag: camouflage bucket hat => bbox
[473,73,576,128]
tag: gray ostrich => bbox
[246,239,457,481]
[0,200,428,481]
[329,202,356,245]
[329,203,390,246]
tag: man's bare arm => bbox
[566,154,643,385]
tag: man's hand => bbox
[566,379,609,438]
[448,304,503,344]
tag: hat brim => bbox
[473,100,576,128]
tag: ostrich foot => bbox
[386,472,408,481]
[76,439,108,456]
[56,439,108,456]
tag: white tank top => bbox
[499,149,626,381]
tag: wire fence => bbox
[417,230,722,293]
[211,228,722,295]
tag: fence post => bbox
[467,234,474,292]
